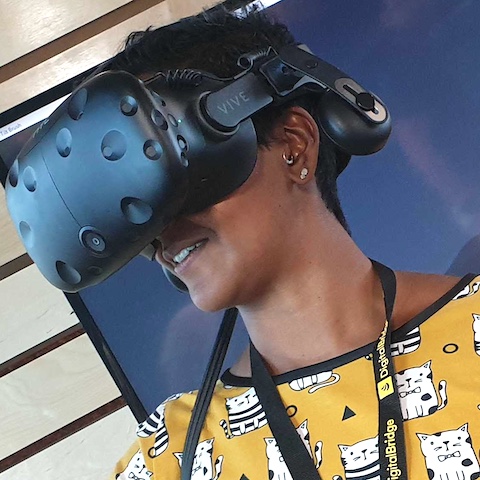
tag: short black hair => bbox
[110,6,350,231]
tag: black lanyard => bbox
[181,261,408,480]
[250,261,408,480]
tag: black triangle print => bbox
[342,406,356,421]
[239,475,250,480]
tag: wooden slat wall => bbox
[0,0,132,67]
[0,264,78,365]
[0,0,222,477]
[0,335,120,459]
[0,407,137,480]
[0,0,220,114]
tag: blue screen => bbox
[24,0,480,415]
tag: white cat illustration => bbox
[334,436,380,480]
[174,438,223,480]
[116,450,153,480]
[220,387,267,438]
[417,424,480,479]
[264,420,323,480]
[289,371,340,393]
[473,314,480,355]
[395,360,447,421]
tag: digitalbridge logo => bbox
[376,320,394,399]
[377,376,394,400]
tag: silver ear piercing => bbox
[283,152,308,179]
[283,152,295,165]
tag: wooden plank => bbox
[0,405,137,479]
[0,334,121,460]
[0,0,167,84]
[0,0,222,113]
[0,0,132,67]
[0,2,170,114]
[0,255,33,283]
[0,325,85,380]
[0,185,25,269]
[0,264,79,365]
[0,397,126,473]
[167,0,221,18]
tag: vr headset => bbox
[5,44,391,293]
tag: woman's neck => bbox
[232,260,461,378]
[235,215,387,376]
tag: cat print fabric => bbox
[111,274,480,480]
[116,450,153,480]
[219,387,268,438]
[453,281,480,301]
[334,436,380,480]
[395,361,447,421]
[391,327,421,356]
[174,439,223,480]
[288,371,340,393]
[417,424,480,480]
[264,420,323,480]
[473,314,480,356]
[136,403,168,458]
[136,393,184,458]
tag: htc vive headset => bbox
[5,45,391,292]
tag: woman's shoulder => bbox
[393,270,476,329]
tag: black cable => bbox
[181,307,238,479]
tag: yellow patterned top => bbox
[112,274,480,480]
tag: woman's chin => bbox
[190,297,229,313]
[189,285,235,313]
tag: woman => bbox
[112,7,480,480]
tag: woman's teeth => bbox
[173,241,204,264]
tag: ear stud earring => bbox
[300,168,309,180]
[283,152,295,165]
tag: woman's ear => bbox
[280,106,320,185]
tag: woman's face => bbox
[156,107,326,311]
[156,108,320,312]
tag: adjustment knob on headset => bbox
[318,90,392,156]
[355,92,376,112]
